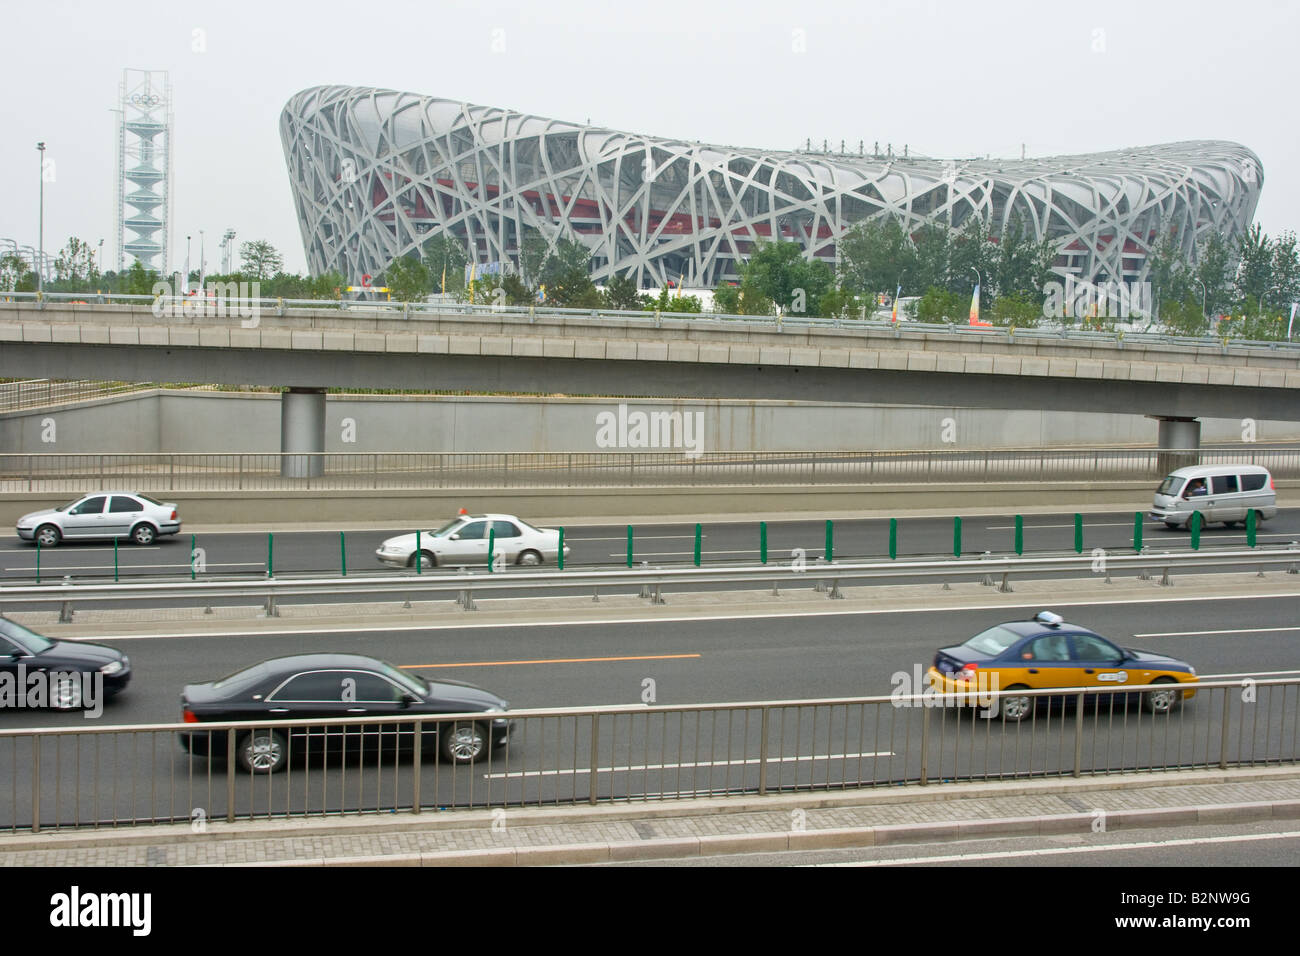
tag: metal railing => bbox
[1,446,1298,493]
[0,379,155,412]
[3,548,1297,618]
[2,677,1295,832]
[5,291,1299,353]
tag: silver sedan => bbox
[376,513,570,569]
[16,491,182,546]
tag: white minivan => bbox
[1150,464,1277,529]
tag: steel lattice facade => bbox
[281,85,1263,289]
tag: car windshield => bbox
[376,660,427,696]
[55,499,79,513]
[962,625,1023,656]
[211,663,270,693]
[430,518,466,537]
[0,617,55,654]
[1157,476,1185,496]
[136,493,164,506]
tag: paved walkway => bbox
[3,767,1297,866]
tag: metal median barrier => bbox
[2,677,1296,833]
[2,548,1299,618]
[2,446,1299,493]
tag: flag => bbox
[968,284,980,325]
[440,263,446,295]
[1289,302,1297,341]
[677,273,685,299]
[468,261,476,304]
[538,284,546,303]
[891,284,901,322]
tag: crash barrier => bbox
[3,677,1295,833]
[2,446,1299,493]
[4,548,1299,620]
[14,511,1286,585]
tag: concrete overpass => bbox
[3,300,1298,472]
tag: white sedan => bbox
[376,513,570,569]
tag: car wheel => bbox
[35,524,61,547]
[52,673,84,710]
[1163,521,1180,530]
[129,523,157,545]
[1000,685,1033,723]
[237,730,288,773]
[440,721,488,764]
[1144,678,1181,715]
[408,550,436,570]
[516,550,543,566]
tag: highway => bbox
[2,592,1297,829]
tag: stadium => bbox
[281,85,1263,290]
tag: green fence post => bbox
[626,525,633,568]
[1246,508,1257,548]
[488,527,496,571]
[825,519,833,563]
[114,537,119,582]
[889,518,897,560]
[694,523,702,567]
[191,533,197,580]
[558,527,565,569]
[760,522,768,564]
[1133,512,1143,553]
[267,533,273,578]
[953,516,962,558]
[35,541,40,584]
[1074,514,1083,554]
[340,531,347,576]
[1189,511,1202,550]
[416,530,422,575]
[1014,515,1023,556]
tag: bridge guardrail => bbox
[2,446,1299,492]
[5,292,1298,353]
[3,677,1296,832]
[2,548,1297,618]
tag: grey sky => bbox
[3,0,1297,277]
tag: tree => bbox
[501,273,536,306]
[422,234,468,294]
[912,286,967,323]
[383,256,430,302]
[946,216,998,312]
[54,237,97,283]
[1160,292,1210,337]
[0,253,30,292]
[1234,224,1272,309]
[712,278,774,315]
[741,240,833,315]
[910,223,951,294]
[838,218,915,298]
[1192,231,1234,317]
[1268,231,1300,312]
[1146,227,1192,318]
[124,260,157,295]
[538,235,600,307]
[990,293,1043,328]
[239,240,284,280]
[602,272,642,311]
[817,285,860,318]
[993,217,1055,304]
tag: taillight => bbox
[955,662,979,682]
[170,510,178,520]
[1269,478,1274,491]
[182,708,199,723]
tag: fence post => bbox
[1189,511,1202,550]
[758,706,770,795]
[589,714,600,805]
[919,704,931,785]
[760,521,767,564]
[340,531,347,576]
[114,537,119,582]
[36,540,40,584]
[267,533,273,578]
[953,516,962,558]
[1246,508,1257,548]
[1219,688,1232,770]
[1073,692,1085,776]
[488,527,496,572]
[191,534,197,580]
[1074,513,1083,553]
[889,518,897,560]
[694,524,702,567]
[626,525,633,568]
[1014,515,1023,556]
[558,527,565,570]
[416,530,422,575]
[31,737,40,833]
[226,729,237,822]
[825,519,833,563]
[1133,512,1143,553]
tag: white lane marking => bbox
[568,535,708,542]
[60,590,1300,642]
[0,547,161,554]
[609,550,758,558]
[1199,669,1300,678]
[484,751,892,779]
[811,830,1300,866]
[5,561,262,572]
[984,522,1136,530]
[1135,626,1300,638]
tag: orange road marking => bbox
[401,653,701,669]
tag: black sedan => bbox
[179,653,510,773]
[0,616,130,711]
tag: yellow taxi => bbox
[927,611,1198,721]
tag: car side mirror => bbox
[9,650,24,660]
[448,533,460,540]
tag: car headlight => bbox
[100,660,124,675]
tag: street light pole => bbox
[36,142,45,295]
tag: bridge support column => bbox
[1153,416,1200,477]
[280,387,326,478]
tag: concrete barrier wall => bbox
[2,390,1297,454]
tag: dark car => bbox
[179,653,511,773]
[927,611,1197,721]
[0,617,130,710]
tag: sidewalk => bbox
[3,767,1297,866]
